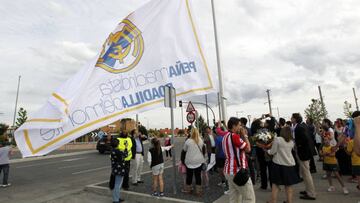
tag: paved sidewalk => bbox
[214,171,360,202]
[48,158,360,203]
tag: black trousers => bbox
[166,149,172,157]
[247,156,256,185]
[336,147,352,175]
[186,166,202,185]
[122,161,131,189]
[256,148,272,189]
[0,164,9,185]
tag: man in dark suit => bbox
[292,113,316,200]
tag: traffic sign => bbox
[186,101,195,112]
[164,85,176,108]
[186,112,196,123]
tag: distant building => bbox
[100,118,137,134]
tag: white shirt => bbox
[183,139,205,169]
[267,137,295,166]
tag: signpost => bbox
[186,111,195,124]
[164,85,177,194]
[186,101,196,126]
[186,101,195,112]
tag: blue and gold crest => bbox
[96,19,144,73]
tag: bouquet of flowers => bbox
[253,129,276,148]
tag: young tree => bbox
[195,115,207,134]
[304,99,328,125]
[0,123,9,136]
[15,107,28,129]
[138,125,148,136]
[343,101,353,119]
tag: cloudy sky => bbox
[1,0,360,129]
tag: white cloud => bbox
[1,0,360,128]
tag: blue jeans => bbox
[112,175,124,202]
[0,164,9,185]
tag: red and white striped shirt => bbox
[217,128,248,175]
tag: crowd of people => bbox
[2,111,360,203]
[107,111,360,203]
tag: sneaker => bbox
[2,183,11,188]
[343,187,349,195]
[327,186,335,192]
[224,189,230,195]
[159,192,164,197]
[217,181,224,187]
[151,192,159,197]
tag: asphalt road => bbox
[0,137,186,203]
[11,148,96,160]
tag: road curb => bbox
[84,163,202,203]
[84,184,202,203]
[10,150,97,164]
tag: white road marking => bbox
[58,163,91,169]
[16,157,88,169]
[16,160,62,169]
[62,157,87,162]
[72,166,110,175]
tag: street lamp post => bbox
[12,75,21,127]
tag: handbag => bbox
[229,133,249,186]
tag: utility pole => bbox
[318,86,326,114]
[136,114,139,130]
[12,75,21,127]
[217,92,222,122]
[266,89,273,116]
[211,0,227,122]
[205,94,209,126]
[353,88,359,111]
[276,107,280,119]
[164,85,177,194]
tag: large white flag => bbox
[15,0,215,157]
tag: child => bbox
[110,139,128,203]
[345,138,360,191]
[320,138,349,194]
[147,138,172,197]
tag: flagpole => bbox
[211,0,227,122]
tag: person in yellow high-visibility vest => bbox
[117,136,133,161]
[117,132,134,190]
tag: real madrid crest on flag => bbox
[15,0,217,157]
[96,19,144,73]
